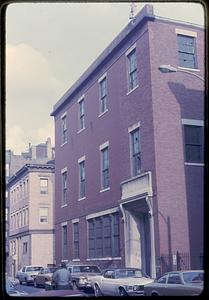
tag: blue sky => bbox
[6,2,205,154]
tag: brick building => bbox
[51,5,204,277]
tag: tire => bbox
[19,280,22,285]
[34,279,38,288]
[119,287,128,297]
[94,284,103,297]
[151,292,159,296]
[72,281,78,290]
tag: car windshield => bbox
[26,267,42,272]
[47,267,57,273]
[73,266,101,273]
[115,269,143,278]
[183,272,204,283]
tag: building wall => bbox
[31,234,54,266]
[148,19,204,261]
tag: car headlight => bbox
[79,277,87,284]
[133,285,144,291]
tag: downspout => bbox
[119,203,127,267]
[146,196,156,278]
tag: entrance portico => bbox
[120,171,156,278]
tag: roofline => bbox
[51,4,204,117]
[7,163,54,187]
[50,4,155,117]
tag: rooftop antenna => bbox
[129,1,137,24]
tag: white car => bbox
[16,265,43,285]
[91,267,154,296]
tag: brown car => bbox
[34,267,58,288]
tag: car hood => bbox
[115,277,154,285]
[73,272,102,278]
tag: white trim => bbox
[72,259,81,262]
[78,155,86,163]
[98,109,108,118]
[182,119,204,126]
[98,72,107,83]
[78,196,86,201]
[128,122,140,133]
[99,141,109,151]
[100,187,110,193]
[175,28,197,37]
[125,43,136,56]
[61,221,67,227]
[77,94,85,103]
[61,204,68,208]
[86,257,122,261]
[126,84,139,96]
[61,167,67,174]
[77,127,85,134]
[178,66,200,72]
[185,163,204,166]
[86,207,119,220]
[72,218,79,224]
[61,111,67,119]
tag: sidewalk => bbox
[7,276,19,285]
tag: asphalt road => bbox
[15,282,45,294]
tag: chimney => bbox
[46,137,52,159]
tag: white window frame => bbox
[99,141,110,192]
[61,167,68,207]
[78,156,86,200]
[98,73,108,116]
[40,177,48,195]
[61,112,67,146]
[182,119,204,166]
[128,122,141,177]
[126,43,139,94]
[77,95,85,133]
[39,206,49,224]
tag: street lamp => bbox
[158,64,204,82]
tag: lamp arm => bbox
[177,69,204,82]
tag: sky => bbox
[5,1,205,154]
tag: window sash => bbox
[178,35,196,68]
[184,125,203,163]
[62,172,67,204]
[73,223,79,258]
[131,129,141,175]
[79,100,85,129]
[79,162,85,198]
[62,225,67,257]
[40,178,48,194]
[62,116,67,144]
[128,50,138,90]
[39,207,48,223]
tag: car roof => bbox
[164,270,203,275]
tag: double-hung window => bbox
[79,98,85,130]
[177,34,196,69]
[127,48,138,91]
[73,222,79,259]
[130,128,141,176]
[184,124,203,163]
[79,160,85,199]
[39,206,49,223]
[62,224,67,258]
[61,114,67,144]
[40,178,48,194]
[99,77,107,114]
[101,146,109,190]
[61,170,67,205]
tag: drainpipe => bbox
[119,203,127,267]
[146,196,156,279]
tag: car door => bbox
[101,270,116,295]
[166,273,184,296]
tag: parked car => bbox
[5,278,28,296]
[33,266,58,287]
[16,265,43,285]
[66,263,102,291]
[91,267,154,296]
[144,270,204,296]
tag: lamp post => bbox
[158,64,204,82]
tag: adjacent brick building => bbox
[51,5,204,277]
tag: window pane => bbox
[40,178,48,194]
[178,35,196,68]
[184,125,203,163]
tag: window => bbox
[177,35,196,69]
[167,273,182,284]
[158,275,167,284]
[79,160,85,198]
[61,114,67,144]
[131,128,141,176]
[184,125,203,163]
[101,147,109,189]
[99,77,107,114]
[23,242,28,254]
[39,207,48,223]
[73,223,79,259]
[40,178,48,194]
[127,49,138,91]
[88,213,120,258]
[61,171,67,205]
[79,99,85,130]
[62,225,67,258]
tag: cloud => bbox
[6,43,64,153]
[37,121,54,146]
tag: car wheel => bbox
[119,287,128,297]
[151,292,159,296]
[19,280,22,285]
[34,279,38,288]
[72,281,78,290]
[94,284,103,297]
